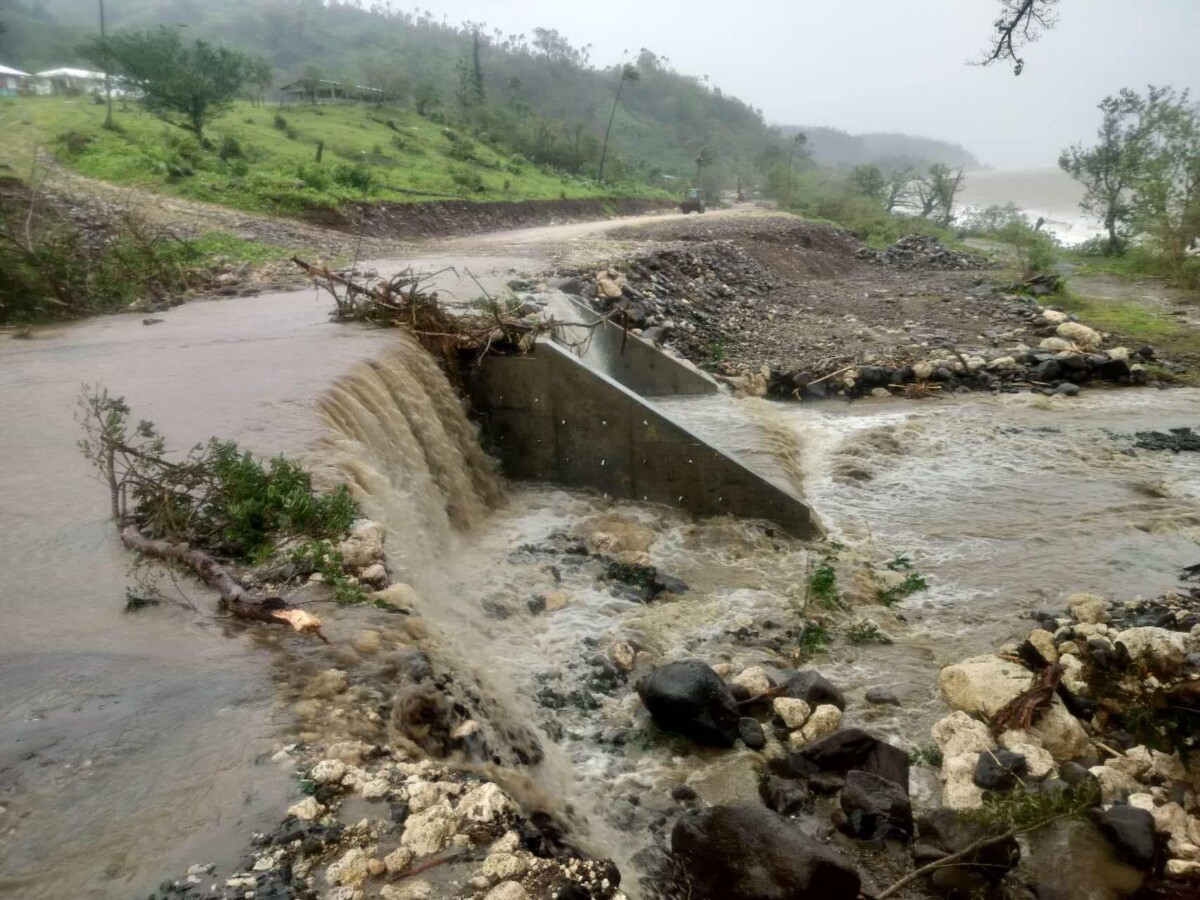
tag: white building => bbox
[31,68,109,96]
[0,64,29,97]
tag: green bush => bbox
[995,220,1059,275]
[296,164,331,191]
[450,166,484,193]
[218,134,245,161]
[331,163,373,193]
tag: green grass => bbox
[188,231,293,265]
[1063,246,1200,288]
[1056,290,1182,342]
[0,97,666,216]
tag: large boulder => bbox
[931,711,995,757]
[784,669,846,710]
[1057,321,1102,349]
[938,655,1030,716]
[671,804,860,900]
[637,660,741,746]
[789,728,909,790]
[1095,806,1158,871]
[938,655,1090,760]
[1115,627,1193,674]
[916,808,1020,896]
[839,770,913,841]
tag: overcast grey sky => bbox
[414,0,1200,170]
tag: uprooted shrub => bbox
[0,176,215,324]
[78,385,368,611]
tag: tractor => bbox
[680,188,706,214]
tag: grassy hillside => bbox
[1,96,666,216]
[3,0,779,195]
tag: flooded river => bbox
[3,218,1200,896]
[0,290,392,898]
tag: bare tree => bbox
[978,0,1060,75]
[916,164,966,227]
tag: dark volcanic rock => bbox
[839,770,914,841]
[1134,427,1200,453]
[789,728,910,789]
[671,804,861,900]
[1095,805,1157,870]
[784,669,846,710]
[973,750,1028,791]
[759,775,810,816]
[864,686,901,706]
[917,807,1020,895]
[636,660,741,746]
[738,717,766,750]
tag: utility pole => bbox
[99,0,114,129]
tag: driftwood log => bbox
[121,526,329,642]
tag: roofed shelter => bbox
[0,64,29,96]
[31,68,108,96]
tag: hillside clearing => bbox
[0,97,666,217]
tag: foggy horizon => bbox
[398,0,1200,171]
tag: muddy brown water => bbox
[5,213,1200,897]
[0,290,393,898]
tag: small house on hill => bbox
[31,68,108,96]
[279,78,398,105]
[0,64,29,96]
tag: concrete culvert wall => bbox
[542,290,718,397]
[467,341,819,537]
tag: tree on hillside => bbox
[415,81,442,117]
[456,30,485,111]
[849,163,887,202]
[247,58,273,106]
[916,164,965,226]
[978,0,1060,75]
[883,166,915,212]
[1131,88,1200,261]
[1058,88,1161,254]
[597,64,639,183]
[786,133,809,204]
[81,28,256,141]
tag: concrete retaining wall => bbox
[551,293,718,397]
[468,341,818,537]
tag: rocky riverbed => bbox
[148,500,1200,900]
[546,215,1186,401]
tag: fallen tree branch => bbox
[875,803,1082,899]
[120,525,329,642]
[990,662,1060,734]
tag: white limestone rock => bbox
[932,711,995,758]
[772,697,811,730]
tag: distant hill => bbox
[780,124,982,171]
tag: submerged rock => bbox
[671,804,860,900]
[636,660,741,746]
[783,669,846,710]
[789,728,909,789]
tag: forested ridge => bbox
[2,0,982,188]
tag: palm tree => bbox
[597,63,639,183]
[787,133,808,204]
